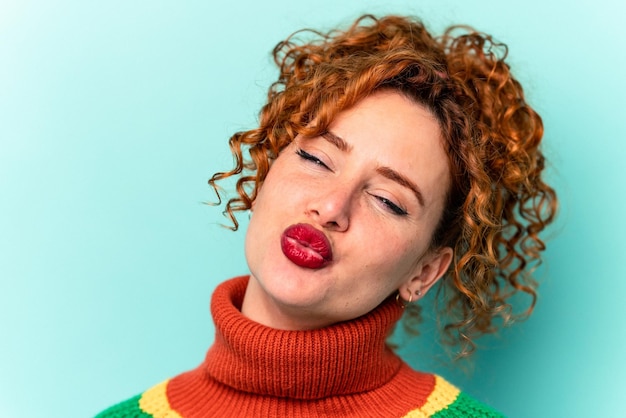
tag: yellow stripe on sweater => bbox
[402,375,461,417]
[139,380,183,418]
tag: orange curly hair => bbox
[209,15,557,356]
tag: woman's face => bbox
[242,90,452,330]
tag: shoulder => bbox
[403,374,505,418]
[95,380,181,418]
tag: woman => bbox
[97,15,556,417]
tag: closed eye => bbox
[296,149,332,171]
[368,193,408,216]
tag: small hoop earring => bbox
[395,291,412,308]
[395,292,405,308]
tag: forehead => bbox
[328,91,446,163]
[329,90,442,146]
[327,90,450,207]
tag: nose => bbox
[306,185,352,232]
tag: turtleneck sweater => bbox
[96,276,502,417]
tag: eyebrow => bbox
[377,166,426,208]
[322,130,426,208]
[321,131,352,152]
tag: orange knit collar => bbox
[203,276,404,400]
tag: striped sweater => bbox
[96,276,502,417]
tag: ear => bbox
[399,247,453,301]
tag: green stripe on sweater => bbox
[95,394,153,418]
[432,392,504,417]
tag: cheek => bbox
[253,171,288,214]
[381,235,423,277]
[247,164,302,237]
[256,158,302,204]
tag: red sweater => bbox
[97,276,502,417]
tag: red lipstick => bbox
[281,223,333,269]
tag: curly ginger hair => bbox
[209,15,557,356]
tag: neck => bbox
[240,275,335,330]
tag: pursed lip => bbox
[280,223,333,269]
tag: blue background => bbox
[1,1,624,417]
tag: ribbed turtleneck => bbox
[96,276,503,417]
[164,276,444,417]
[203,276,404,399]
[97,277,502,417]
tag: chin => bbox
[257,263,335,307]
